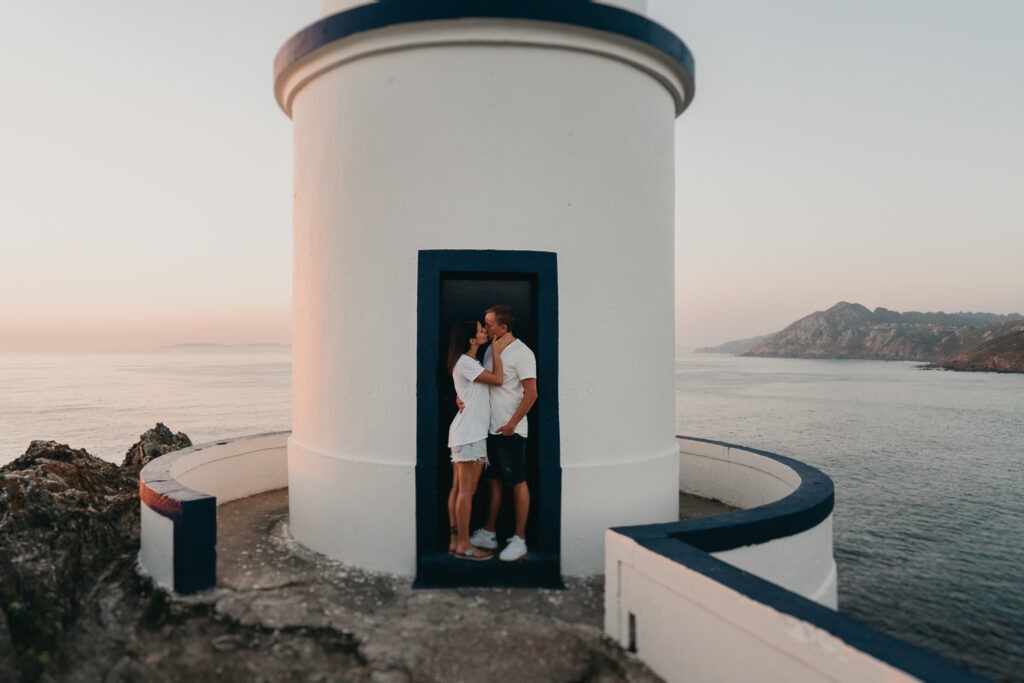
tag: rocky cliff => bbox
[0,425,190,682]
[743,302,1023,363]
[928,324,1024,373]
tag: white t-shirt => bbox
[483,338,537,437]
[448,354,490,447]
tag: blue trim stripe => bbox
[274,0,695,115]
[618,436,834,553]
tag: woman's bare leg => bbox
[447,472,459,553]
[454,461,488,555]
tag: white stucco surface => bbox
[171,433,288,503]
[139,503,175,592]
[280,16,687,574]
[288,437,416,576]
[605,531,917,683]
[676,438,838,606]
[679,438,800,508]
[714,517,838,608]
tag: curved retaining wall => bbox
[677,436,837,605]
[138,432,289,594]
[604,436,982,682]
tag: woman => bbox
[446,320,510,560]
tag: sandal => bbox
[453,546,493,561]
[448,526,458,555]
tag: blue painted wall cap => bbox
[275,0,694,116]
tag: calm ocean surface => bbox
[1,349,1021,680]
[0,348,291,466]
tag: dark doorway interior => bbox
[416,250,561,588]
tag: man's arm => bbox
[496,378,537,436]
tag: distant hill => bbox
[694,335,772,355]
[732,302,1022,365]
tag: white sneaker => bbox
[469,528,498,550]
[499,535,527,562]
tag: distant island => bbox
[698,302,1024,373]
[162,343,290,350]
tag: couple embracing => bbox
[445,304,537,562]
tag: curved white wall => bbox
[139,433,289,593]
[677,438,838,607]
[279,16,687,575]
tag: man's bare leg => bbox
[483,478,502,533]
[512,481,529,540]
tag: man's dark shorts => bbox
[485,434,527,485]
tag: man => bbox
[470,304,537,561]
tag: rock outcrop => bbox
[0,440,140,682]
[929,328,1024,373]
[742,302,1022,362]
[121,423,192,474]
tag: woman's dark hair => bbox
[447,320,480,373]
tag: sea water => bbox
[0,349,1020,680]
[677,353,1024,682]
[0,348,291,465]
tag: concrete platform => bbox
[171,488,734,681]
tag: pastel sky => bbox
[2,1,1021,350]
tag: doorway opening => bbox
[415,250,561,587]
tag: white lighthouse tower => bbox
[274,0,694,581]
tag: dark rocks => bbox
[0,610,18,683]
[0,428,187,682]
[0,440,141,681]
[121,423,192,474]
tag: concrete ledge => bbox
[606,437,983,682]
[605,531,984,682]
[138,431,289,594]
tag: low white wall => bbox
[604,531,918,683]
[170,433,289,504]
[139,503,175,590]
[678,437,837,606]
[715,517,837,606]
[138,432,289,593]
[679,437,798,508]
[600,438,978,681]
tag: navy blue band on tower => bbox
[274,0,695,114]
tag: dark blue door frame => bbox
[415,249,562,587]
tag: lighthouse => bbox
[273,0,694,581]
